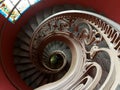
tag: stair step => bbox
[36,73,46,87]
[23,25,33,38]
[15,47,29,53]
[75,5,85,10]
[22,69,38,80]
[17,31,30,45]
[30,73,42,88]
[36,11,44,25]
[20,68,37,80]
[39,76,48,86]
[63,5,75,10]
[25,72,41,87]
[14,48,29,57]
[47,74,54,83]
[14,57,31,64]
[23,71,38,86]
[17,64,35,73]
[15,42,29,51]
[29,16,38,31]
[52,5,65,14]
[43,53,49,59]
[43,51,50,57]
[44,8,53,19]
[14,45,29,52]
[60,44,67,50]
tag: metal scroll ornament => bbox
[30,10,120,90]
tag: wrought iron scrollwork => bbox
[29,10,120,90]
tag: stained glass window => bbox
[9,9,20,22]
[9,0,19,5]
[17,0,30,13]
[0,0,40,23]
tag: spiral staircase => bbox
[1,2,120,90]
[14,5,84,89]
[12,4,120,90]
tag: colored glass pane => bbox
[9,9,20,23]
[16,0,30,13]
[9,0,19,5]
[0,0,4,3]
[0,0,41,23]
[0,0,14,17]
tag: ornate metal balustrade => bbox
[30,10,120,90]
[12,9,120,90]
